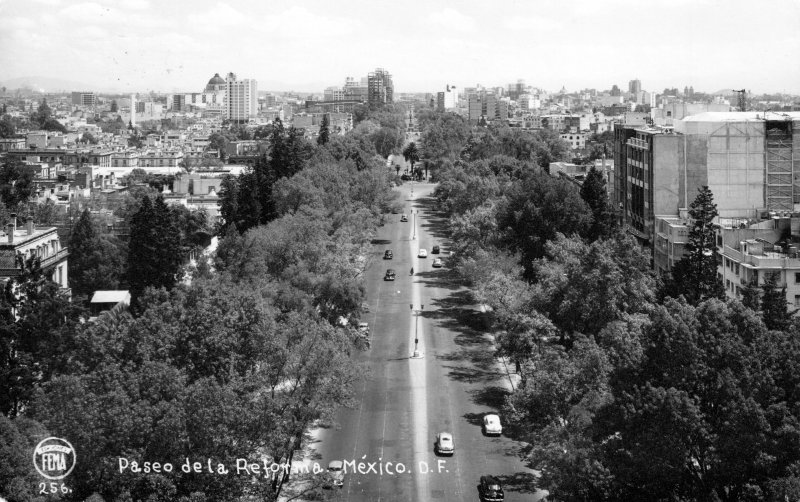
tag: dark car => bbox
[384,269,396,281]
[479,476,504,501]
[384,250,393,260]
[400,215,408,222]
[432,245,440,254]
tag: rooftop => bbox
[681,111,800,122]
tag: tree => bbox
[317,113,330,145]
[0,253,85,416]
[741,277,761,311]
[497,171,592,277]
[660,186,725,304]
[81,131,97,144]
[761,271,794,331]
[126,195,183,305]
[69,209,125,299]
[0,115,15,138]
[579,166,615,240]
[0,415,51,499]
[402,141,420,170]
[0,158,34,209]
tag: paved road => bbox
[311,183,546,501]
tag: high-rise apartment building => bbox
[436,85,458,111]
[367,68,393,108]
[224,72,258,122]
[71,91,96,107]
[628,79,642,95]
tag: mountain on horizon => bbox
[0,75,100,93]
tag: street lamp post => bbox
[410,303,424,358]
[412,209,416,240]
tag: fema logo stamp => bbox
[33,437,76,480]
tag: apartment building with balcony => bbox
[0,220,69,290]
[717,215,800,308]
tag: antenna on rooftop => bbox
[734,89,747,112]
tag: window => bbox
[796,295,800,307]
[735,263,740,275]
[795,272,800,283]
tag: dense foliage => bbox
[1,105,401,501]
[430,120,800,500]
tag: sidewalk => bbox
[479,303,521,392]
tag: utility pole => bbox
[412,209,416,240]
[410,304,424,358]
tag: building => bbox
[717,216,800,307]
[224,72,258,121]
[651,102,731,126]
[628,79,642,95]
[560,132,587,149]
[614,111,800,271]
[468,93,508,122]
[0,220,69,291]
[367,68,393,108]
[436,85,458,111]
[71,92,96,108]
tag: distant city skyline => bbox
[1,0,799,95]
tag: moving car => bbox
[435,432,454,455]
[384,250,393,259]
[384,269,396,281]
[483,414,502,436]
[400,215,408,222]
[418,249,428,258]
[432,245,440,254]
[327,460,344,488]
[432,258,443,268]
[479,475,504,501]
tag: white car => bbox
[418,249,428,258]
[432,258,443,268]
[435,432,454,455]
[483,414,502,436]
[327,460,344,487]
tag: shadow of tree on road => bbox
[497,472,540,496]
[470,385,509,409]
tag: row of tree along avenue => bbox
[435,148,800,500]
[0,105,406,501]
[408,108,800,501]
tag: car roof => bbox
[387,269,395,272]
[438,432,453,440]
[328,460,343,468]
[485,414,499,422]
[482,475,501,484]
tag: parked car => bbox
[478,475,504,501]
[384,250,393,259]
[432,258,443,268]
[400,215,408,222]
[327,460,344,488]
[418,248,427,258]
[384,269,396,281]
[432,245,440,254]
[435,432,454,455]
[483,414,502,436]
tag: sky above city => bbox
[1,0,799,95]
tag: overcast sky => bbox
[1,0,799,95]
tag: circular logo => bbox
[32,437,76,480]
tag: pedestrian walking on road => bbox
[410,267,414,276]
